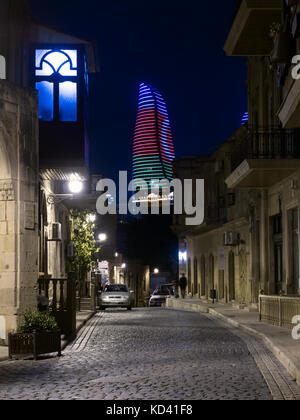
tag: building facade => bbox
[173,1,300,323]
[0,0,99,343]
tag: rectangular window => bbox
[36,81,54,121]
[59,82,77,122]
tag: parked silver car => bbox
[99,284,133,311]
[149,287,171,307]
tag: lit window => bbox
[59,82,77,121]
[35,49,78,122]
[36,81,54,121]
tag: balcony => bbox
[224,0,282,56]
[226,127,300,189]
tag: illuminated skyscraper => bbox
[241,111,248,125]
[132,83,175,193]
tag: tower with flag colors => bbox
[132,83,176,195]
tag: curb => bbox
[166,300,300,387]
[61,311,96,351]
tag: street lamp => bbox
[69,179,84,194]
[47,177,84,205]
[87,213,96,223]
[154,268,159,274]
[98,233,107,243]
[122,263,126,269]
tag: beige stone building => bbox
[0,0,99,343]
[174,1,300,325]
[0,80,39,344]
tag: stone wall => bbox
[0,80,39,344]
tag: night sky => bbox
[30,0,247,181]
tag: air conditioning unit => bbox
[48,223,62,242]
[224,231,240,246]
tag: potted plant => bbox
[8,309,61,360]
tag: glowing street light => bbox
[179,251,187,263]
[122,263,126,269]
[87,213,96,223]
[154,268,159,274]
[69,179,83,194]
[98,233,107,243]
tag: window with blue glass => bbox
[35,49,78,122]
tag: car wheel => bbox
[99,307,106,311]
[127,306,132,311]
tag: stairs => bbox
[79,298,92,311]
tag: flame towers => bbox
[132,83,175,193]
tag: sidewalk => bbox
[0,310,96,363]
[166,298,300,387]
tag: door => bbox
[194,258,198,296]
[209,255,215,296]
[200,255,206,298]
[187,259,192,295]
[228,251,235,301]
[273,214,283,295]
[239,249,247,304]
[290,209,299,295]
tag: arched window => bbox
[35,49,78,122]
[0,55,6,80]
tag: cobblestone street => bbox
[0,308,299,400]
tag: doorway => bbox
[228,251,235,301]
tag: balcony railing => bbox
[38,276,76,337]
[230,127,300,173]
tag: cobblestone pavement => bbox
[0,308,299,400]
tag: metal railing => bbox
[259,295,300,329]
[230,127,300,173]
[38,276,76,337]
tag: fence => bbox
[38,275,76,338]
[259,295,300,329]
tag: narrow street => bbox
[0,309,299,401]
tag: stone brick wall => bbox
[0,80,39,344]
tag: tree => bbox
[70,209,99,296]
